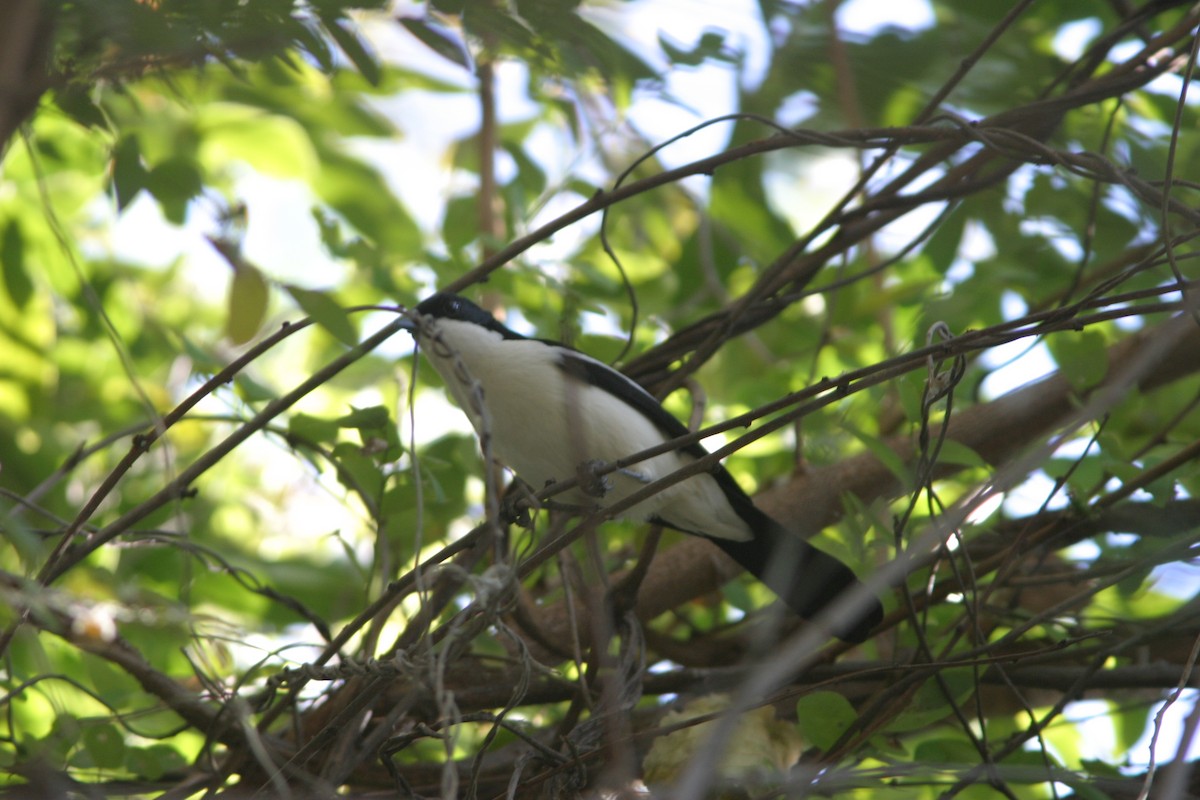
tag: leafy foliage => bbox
[1,0,1199,797]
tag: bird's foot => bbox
[500,482,539,528]
[576,459,612,499]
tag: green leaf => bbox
[335,405,389,430]
[332,441,385,498]
[199,109,317,179]
[125,745,187,781]
[400,17,472,69]
[934,440,988,470]
[441,194,479,254]
[502,141,548,198]
[844,423,911,490]
[1,220,32,308]
[226,265,270,344]
[54,85,108,129]
[289,413,340,444]
[884,670,975,734]
[285,284,357,345]
[1079,758,1123,779]
[291,19,335,71]
[111,135,148,211]
[795,691,858,752]
[145,156,205,224]
[83,656,139,708]
[340,405,401,458]
[914,737,981,763]
[82,723,125,769]
[234,373,278,403]
[1048,329,1108,391]
[658,30,733,67]
[1057,781,1114,800]
[925,206,967,273]
[323,16,381,85]
[1001,747,1063,768]
[313,151,421,254]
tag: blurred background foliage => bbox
[1,0,1199,796]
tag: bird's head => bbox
[402,292,524,342]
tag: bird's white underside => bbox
[418,318,753,543]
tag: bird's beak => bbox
[399,309,419,334]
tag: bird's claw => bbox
[576,459,612,499]
[500,482,539,527]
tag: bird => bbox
[404,292,882,642]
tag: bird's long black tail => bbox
[713,518,882,643]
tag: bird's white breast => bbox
[416,318,752,542]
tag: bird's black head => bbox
[411,292,524,340]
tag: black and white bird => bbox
[405,292,882,642]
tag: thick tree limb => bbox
[0,0,54,154]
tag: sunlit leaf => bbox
[289,413,340,444]
[332,441,385,497]
[933,440,988,469]
[913,737,981,763]
[644,696,801,785]
[226,265,270,344]
[795,691,858,752]
[0,220,32,308]
[285,284,357,345]
[335,405,389,430]
[199,109,318,179]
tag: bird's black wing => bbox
[556,348,882,643]
[556,350,701,453]
[555,349,768,527]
